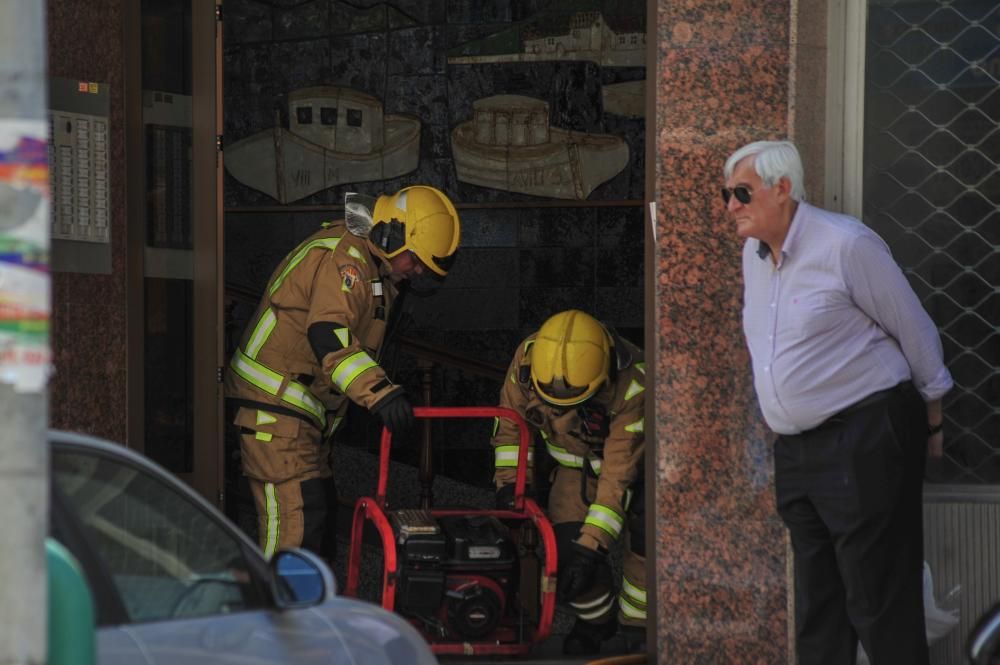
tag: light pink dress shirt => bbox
[742,202,953,435]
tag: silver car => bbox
[49,430,437,665]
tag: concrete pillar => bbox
[0,1,50,664]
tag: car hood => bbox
[96,595,436,665]
[308,596,437,665]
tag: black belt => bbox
[227,397,326,429]
[841,381,911,416]
[812,381,912,431]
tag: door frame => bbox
[124,0,224,507]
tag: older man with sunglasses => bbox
[723,140,952,665]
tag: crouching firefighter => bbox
[491,309,647,655]
[225,186,461,559]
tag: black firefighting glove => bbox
[495,483,516,509]
[576,403,610,445]
[371,389,414,435]
[558,541,607,602]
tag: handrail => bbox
[396,336,505,382]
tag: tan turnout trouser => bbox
[548,466,647,627]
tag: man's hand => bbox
[557,541,607,602]
[925,400,943,459]
[928,429,944,459]
[371,390,414,434]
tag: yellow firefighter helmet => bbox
[369,185,461,276]
[530,310,611,407]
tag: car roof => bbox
[50,429,147,460]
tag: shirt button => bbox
[770,303,776,308]
[764,366,771,373]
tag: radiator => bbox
[924,486,1000,665]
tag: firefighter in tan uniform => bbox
[491,310,647,655]
[226,185,461,559]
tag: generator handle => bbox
[376,406,531,510]
[343,497,398,609]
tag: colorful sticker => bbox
[340,265,360,291]
[0,120,51,393]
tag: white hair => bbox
[723,140,806,202]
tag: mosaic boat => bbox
[225,86,420,204]
[450,94,628,200]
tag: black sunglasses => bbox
[721,186,753,205]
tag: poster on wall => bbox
[0,120,50,393]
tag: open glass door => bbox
[127,0,223,506]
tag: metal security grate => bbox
[863,0,1000,483]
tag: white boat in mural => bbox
[225,86,420,204]
[450,94,629,200]
[448,10,645,68]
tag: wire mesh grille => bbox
[863,0,999,483]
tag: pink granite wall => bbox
[649,0,804,661]
[47,0,128,444]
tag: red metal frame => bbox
[344,406,557,656]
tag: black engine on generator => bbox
[390,509,517,641]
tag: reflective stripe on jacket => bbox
[225,221,399,425]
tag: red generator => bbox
[343,406,558,656]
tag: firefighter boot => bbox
[562,616,618,656]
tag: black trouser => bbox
[774,382,928,665]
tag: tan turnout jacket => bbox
[491,333,645,552]
[226,221,401,434]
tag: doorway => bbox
[125,0,224,506]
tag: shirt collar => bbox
[756,201,807,262]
